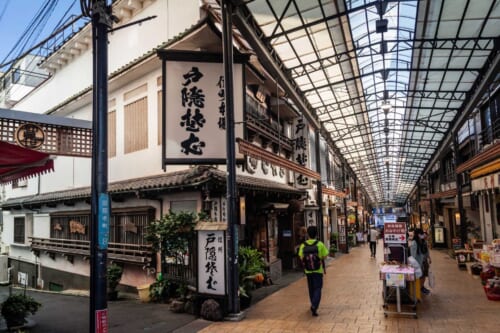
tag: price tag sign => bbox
[386,273,405,287]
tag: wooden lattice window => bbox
[124,96,148,153]
[50,208,154,245]
[50,213,90,241]
[108,110,116,157]
[109,208,155,245]
[14,217,25,244]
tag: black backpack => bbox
[302,240,321,270]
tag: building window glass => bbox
[14,217,25,244]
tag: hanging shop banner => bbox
[161,51,245,165]
[383,222,407,244]
[197,226,227,296]
[293,117,312,189]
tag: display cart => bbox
[380,264,418,318]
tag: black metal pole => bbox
[343,164,349,253]
[354,177,358,231]
[221,0,240,315]
[315,130,323,242]
[454,136,467,247]
[89,1,109,332]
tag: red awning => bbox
[0,141,54,184]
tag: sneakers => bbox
[421,287,431,295]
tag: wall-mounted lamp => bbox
[455,212,461,225]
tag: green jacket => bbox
[298,239,329,274]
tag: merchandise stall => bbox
[476,239,500,301]
[380,261,418,318]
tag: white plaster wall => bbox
[1,215,14,245]
[9,244,36,262]
[39,255,89,277]
[33,214,51,239]
[15,50,93,114]
[15,0,201,115]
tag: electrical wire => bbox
[52,0,78,31]
[80,0,92,18]
[0,0,86,105]
[0,0,57,68]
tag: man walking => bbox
[369,225,378,258]
[298,226,329,316]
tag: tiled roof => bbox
[1,166,302,208]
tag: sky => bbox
[0,0,85,70]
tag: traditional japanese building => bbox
[0,0,355,292]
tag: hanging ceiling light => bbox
[381,101,392,113]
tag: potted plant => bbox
[330,232,339,257]
[238,246,266,309]
[329,243,338,257]
[148,274,170,303]
[1,293,41,329]
[107,263,123,301]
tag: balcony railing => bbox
[246,109,293,151]
[29,237,153,265]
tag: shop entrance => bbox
[277,211,294,270]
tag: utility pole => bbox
[315,129,323,242]
[221,0,242,319]
[81,1,113,331]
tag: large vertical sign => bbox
[293,117,311,189]
[164,53,244,164]
[197,229,226,295]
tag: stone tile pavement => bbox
[199,242,500,333]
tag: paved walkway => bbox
[199,242,500,333]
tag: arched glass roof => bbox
[203,0,500,205]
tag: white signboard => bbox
[18,272,28,286]
[383,222,407,244]
[197,230,226,295]
[386,273,405,287]
[471,172,500,191]
[434,227,444,244]
[165,60,244,162]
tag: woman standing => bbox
[409,228,431,295]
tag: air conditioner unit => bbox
[0,245,9,255]
[0,255,9,284]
